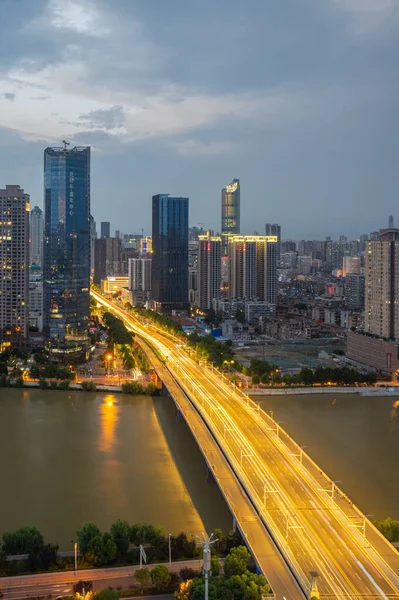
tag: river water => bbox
[0,389,231,549]
[1,390,398,550]
[256,393,399,521]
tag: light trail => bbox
[92,290,399,599]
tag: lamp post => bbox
[106,353,112,376]
[168,533,172,567]
[74,542,78,577]
[196,533,218,600]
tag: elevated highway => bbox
[92,291,399,600]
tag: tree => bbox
[150,564,171,589]
[0,361,8,376]
[77,523,101,555]
[110,519,131,556]
[2,526,44,556]
[223,545,251,578]
[251,374,260,385]
[211,556,221,576]
[373,517,399,543]
[134,567,150,591]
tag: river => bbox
[1,390,398,550]
[256,393,399,521]
[0,389,231,549]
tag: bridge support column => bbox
[161,382,170,397]
[232,516,237,532]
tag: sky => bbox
[0,0,398,239]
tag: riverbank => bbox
[246,385,399,396]
[1,380,161,395]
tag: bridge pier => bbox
[161,382,170,397]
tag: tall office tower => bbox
[221,178,240,255]
[29,265,43,332]
[228,235,277,304]
[151,194,189,311]
[0,185,30,350]
[365,229,399,338]
[188,240,199,306]
[342,255,361,277]
[265,223,281,262]
[43,146,90,358]
[389,215,394,228]
[94,238,107,285]
[100,221,110,239]
[128,257,152,306]
[198,233,221,310]
[90,215,96,274]
[345,273,365,310]
[30,205,43,265]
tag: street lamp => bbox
[74,541,78,576]
[168,533,172,567]
[106,353,112,376]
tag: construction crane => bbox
[62,140,70,150]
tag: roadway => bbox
[0,560,201,600]
[92,291,399,599]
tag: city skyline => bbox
[1,1,398,238]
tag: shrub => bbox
[50,380,58,390]
[81,381,97,392]
[58,380,70,390]
[14,378,24,388]
[39,377,48,389]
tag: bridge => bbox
[92,290,399,600]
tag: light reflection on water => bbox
[0,389,231,547]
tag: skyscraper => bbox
[30,205,43,265]
[221,178,240,255]
[228,235,277,304]
[198,233,221,310]
[43,145,91,358]
[151,194,189,310]
[365,230,399,339]
[265,223,281,262]
[101,221,110,239]
[389,215,394,229]
[0,185,30,350]
[345,273,365,310]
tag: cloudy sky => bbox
[1,0,398,238]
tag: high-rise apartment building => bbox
[198,234,221,310]
[43,146,90,357]
[365,230,399,339]
[221,178,240,255]
[101,221,110,239]
[151,194,189,310]
[345,273,365,310]
[30,205,43,265]
[140,236,152,255]
[389,215,394,229]
[228,235,277,304]
[342,255,360,277]
[0,185,30,350]
[128,257,152,307]
[29,266,43,332]
[265,223,281,262]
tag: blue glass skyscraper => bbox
[151,194,189,310]
[43,146,91,358]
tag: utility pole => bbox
[196,533,218,600]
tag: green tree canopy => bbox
[150,564,171,589]
[2,526,44,556]
[110,519,131,556]
[223,545,251,578]
[134,567,150,591]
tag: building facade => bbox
[100,221,110,239]
[0,185,30,350]
[198,234,221,310]
[151,194,189,310]
[342,255,360,277]
[345,273,365,310]
[29,267,43,332]
[30,205,43,266]
[43,146,90,358]
[221,178,240,256]
[228,235,277,304]
[128,258,152,293]
[365,233,399,339]
[265,223,281,262]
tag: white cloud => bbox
[48,0,109,36]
